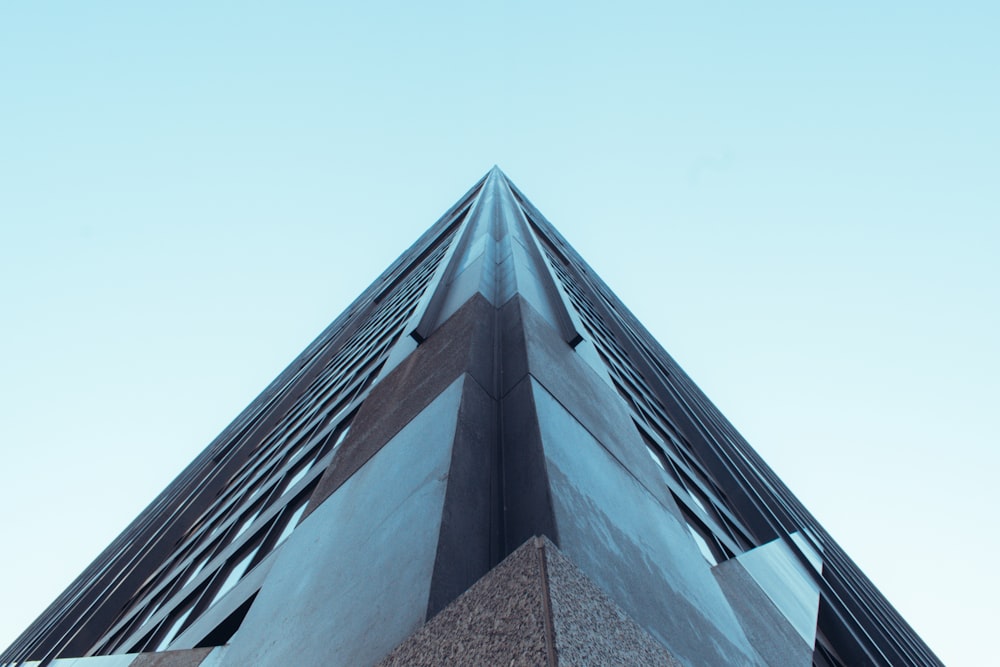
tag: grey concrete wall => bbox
[532,378,764,666]
[214,379,464,667]
[380,536,682,667]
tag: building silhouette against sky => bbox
[2,169,940,666]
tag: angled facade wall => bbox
[3,169,940,667]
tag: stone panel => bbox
[190,646,227,667]
[544,539,682,667]
[713,558,813,667]
[500,378,559,553]
[425,376,500,618]
[380,536,683,667]
[307,293,494,515]
[513,296,680,515]
[128,648,213,667]
[532,379,764,667]
[437,254,490,322]
[378,537,551,667]
[217,379,463,667]
[732,534,821,646]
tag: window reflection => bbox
[686,523,718,566]
[180,558,207,590]
[280,466,310,497]
[209,549,258,607]
[275,504,307,547]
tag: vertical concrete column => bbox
[497,298,560,554]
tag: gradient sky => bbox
[1,3,997,665]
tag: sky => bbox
[1,3,997,664]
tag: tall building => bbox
[2,168,939,667]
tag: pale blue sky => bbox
[1,3,997,664]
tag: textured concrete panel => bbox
[454,229,488,274]
[500,378,559,552]
[735,535,821,646]
[571,337,615,388]
[307,293,494,515]
[503,297,679,516]
[381,536,682,667]
[378,537,552,667]
[532,380,763,667]
[507,244,562,333]
[495,243,518,305]
[498,296,530,393]
[437,254,490,322]
[544,539,682,666]
[128,648,213,667]
[713,558,813,667]
[425,376,500,617]
[218,379,463,667]
[190,646,227,667]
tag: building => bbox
[1,168,940,666]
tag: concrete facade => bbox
[3,169,941,667]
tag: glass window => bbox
[209,548,259,607]
[333,424,351,448]
[686,486,709,514]
[233,510,260,540]
[180,557,208,590]
[280,465,310,497]
[275,504,308,547]
[686,523,718,566]
[675,498,729,566]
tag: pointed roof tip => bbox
[484,165,511,187]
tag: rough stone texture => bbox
[128,647,213,667]
[712,558,813,667]
[190,646,227,667]
[378,537,552,667]
[544,540,682,667]
[381,536,683,667]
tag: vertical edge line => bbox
[492,213,507,564]
[496,177,582,348]
[492,299,505,565]
[535,537,558,667]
